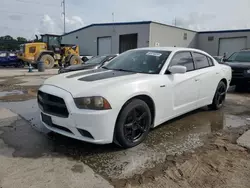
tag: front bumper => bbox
[39,85,118,144]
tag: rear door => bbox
[192,52,221,106]
[167,51,201,116]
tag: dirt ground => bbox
[0,76,49,101]
[113,131,250,188]
[0,74,250,188]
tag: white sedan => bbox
[38,47,232,148]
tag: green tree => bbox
[17,37,27,42]
[0,35,28,51]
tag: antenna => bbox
[112,12,115,23]
[112,12,115,32]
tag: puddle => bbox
[0,90,25,97]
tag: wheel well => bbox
[221,78,227,88]
[120,95,155,126]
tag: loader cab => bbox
[41,34,62,51]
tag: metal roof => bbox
[198,29,250,34]
[62,21,196,36]
[62,20,250,36]
[62,21,151,36]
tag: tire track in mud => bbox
[110,130,250,188]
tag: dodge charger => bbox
[38,47,232,148]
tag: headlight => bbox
[74,96,111,110]
[247,69,250,74]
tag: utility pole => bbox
[62,0,66,34]
[112,12,115,32]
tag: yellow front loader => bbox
[17,34,82,69]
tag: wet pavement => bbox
[0,90,25,97]
[0,92,250,181]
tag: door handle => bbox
[195,79,199,82]
[216,72,219,75]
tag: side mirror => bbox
[168,65,187,74]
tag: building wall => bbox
[198,31,250,56]
[62,24,150,55]
[149,23,198,48]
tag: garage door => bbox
[97,37,111,55]
[219,37,247,58]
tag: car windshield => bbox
[227,51,250,62]
[85,56,106,64]
[103,50,171,74]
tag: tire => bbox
[40,54,55,69]
[208,81,227,110]
[114,99,151,148]
[70,55,82,65]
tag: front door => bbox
[167,51,200,116]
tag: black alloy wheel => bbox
[115,99,151,148]
[209,81,226,110]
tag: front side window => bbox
[48,36,61,46]
[104,50,171,74]
[227,51,250,62]
[170,52,195,71]
[193,52,210,69]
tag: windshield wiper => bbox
[111,68,136,73]
[102,66,110,70]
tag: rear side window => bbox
[170,52,195,71]
[207,57,214,66]
[193,52,210,69]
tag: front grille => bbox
[38,90,69,118]
[232,68,244,78]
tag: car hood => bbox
[225,62,250,69]
[64,63,99,71]
[43,68,151,97]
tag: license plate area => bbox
[41,113,52,126]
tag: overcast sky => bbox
[1,0,250,39]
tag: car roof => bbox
[133,47,208,54]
